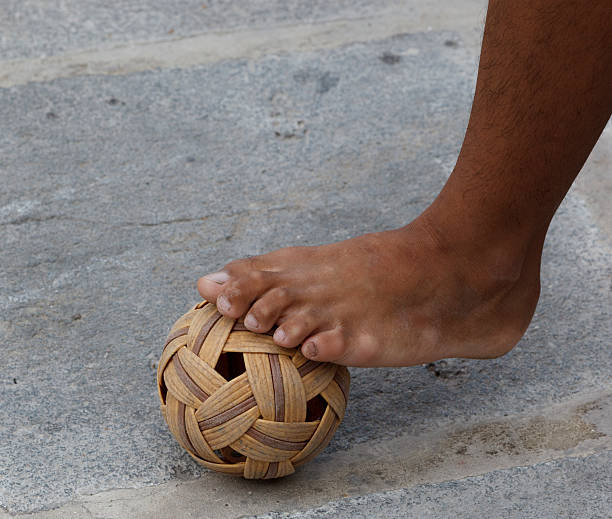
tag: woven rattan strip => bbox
[198,395,257,430]
[164,326,189,348]
[173,356,210,402]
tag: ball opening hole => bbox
[306,394,327,421]
[216,447,246,464]
[215,352,246,380]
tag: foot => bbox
[197,214,541,367]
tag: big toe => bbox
[197,271,230,301]
[200,259,281,319]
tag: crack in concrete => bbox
[136,216,211,227]
[1,214,90,226]
[0,214,212,228]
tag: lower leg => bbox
[198,0,612,367]
[424,0,612,274]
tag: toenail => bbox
[203,271,230,284]
[273,328,287,344]
[217,295,231,312]
[303,341,318,358]
[244,314,259,329]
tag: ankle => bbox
[409,204,540,293]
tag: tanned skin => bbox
[198,0,612,367]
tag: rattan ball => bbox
[157,300,350,479]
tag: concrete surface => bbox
[0,1,486,61]
[252,451,612,519]
[1,1,610,518]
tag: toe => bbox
[300,328,348,363]
[244,287,292,333]
[216,269,275,319]
[272,311,319,348]
[197,271,230,301]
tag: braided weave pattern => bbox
[157,301,350,479]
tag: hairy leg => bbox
[198,0,612,367]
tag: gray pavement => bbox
[1,0,485,61]
[1,1,610,518]
[253,452,612,519]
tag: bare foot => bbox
[197,213,542,367]
[196,0,610,368]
